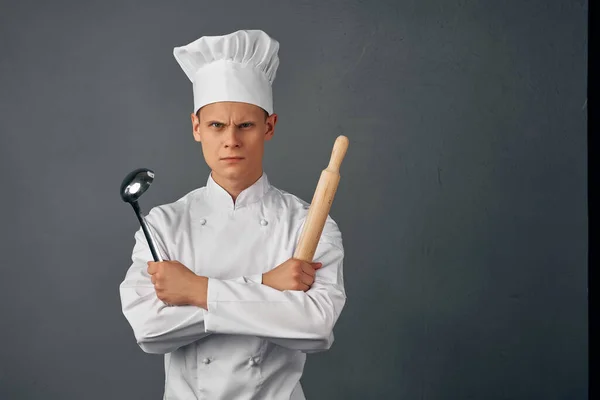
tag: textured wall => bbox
[0,0,588,398]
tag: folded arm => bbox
[119,210,346,355]
[119,225,263,355]
[203,222,347,353]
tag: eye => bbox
[239,122,254,129]
[209,122,224,128]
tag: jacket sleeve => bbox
[119,220,262,355]
[202,217,347,352]
[260,332,336,353]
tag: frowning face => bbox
[191,101,277,189]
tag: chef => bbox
[119,30,346,400]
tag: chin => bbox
[214,167,246,180]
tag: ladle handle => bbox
[132,202,163,262]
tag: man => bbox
[119,30,346,400]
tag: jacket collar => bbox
[205,171,271,210]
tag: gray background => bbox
[0,0,588,399]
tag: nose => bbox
[223,127,241,148]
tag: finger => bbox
[300,283,311,292]
[300,271,314,287]
[148,261,161,275]
[311,262,323,270]
[301,263,316,277]
[293,281,310,291]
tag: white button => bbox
[248,357,259,366]
[202,358,211,364]
[199,219,206,225]
[260,219,268,226]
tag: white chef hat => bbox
[173,29,280,115]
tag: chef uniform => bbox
[119,30,347,400]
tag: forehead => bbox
[199,101,265,119]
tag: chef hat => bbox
[173,29,280,115]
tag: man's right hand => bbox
[262,258,323,292]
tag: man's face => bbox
[191,101,277,184]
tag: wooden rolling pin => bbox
[294,135,349,262]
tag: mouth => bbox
[220,157,245,163]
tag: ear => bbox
[264,113,277,141]
[191,112,201,142]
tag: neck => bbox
[211,170,263,202]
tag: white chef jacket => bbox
[119,172,346,400]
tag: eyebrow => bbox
[207,118,257,123]
[204,119,228,126]
[204,120,258,127]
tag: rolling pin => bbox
[293,135,349,262]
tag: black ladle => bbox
[120,168,163,262]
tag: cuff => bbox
[204,277,224,333]
[204,274,262,332]
[247,273,263,284]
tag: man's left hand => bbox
[147,261,208,308]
